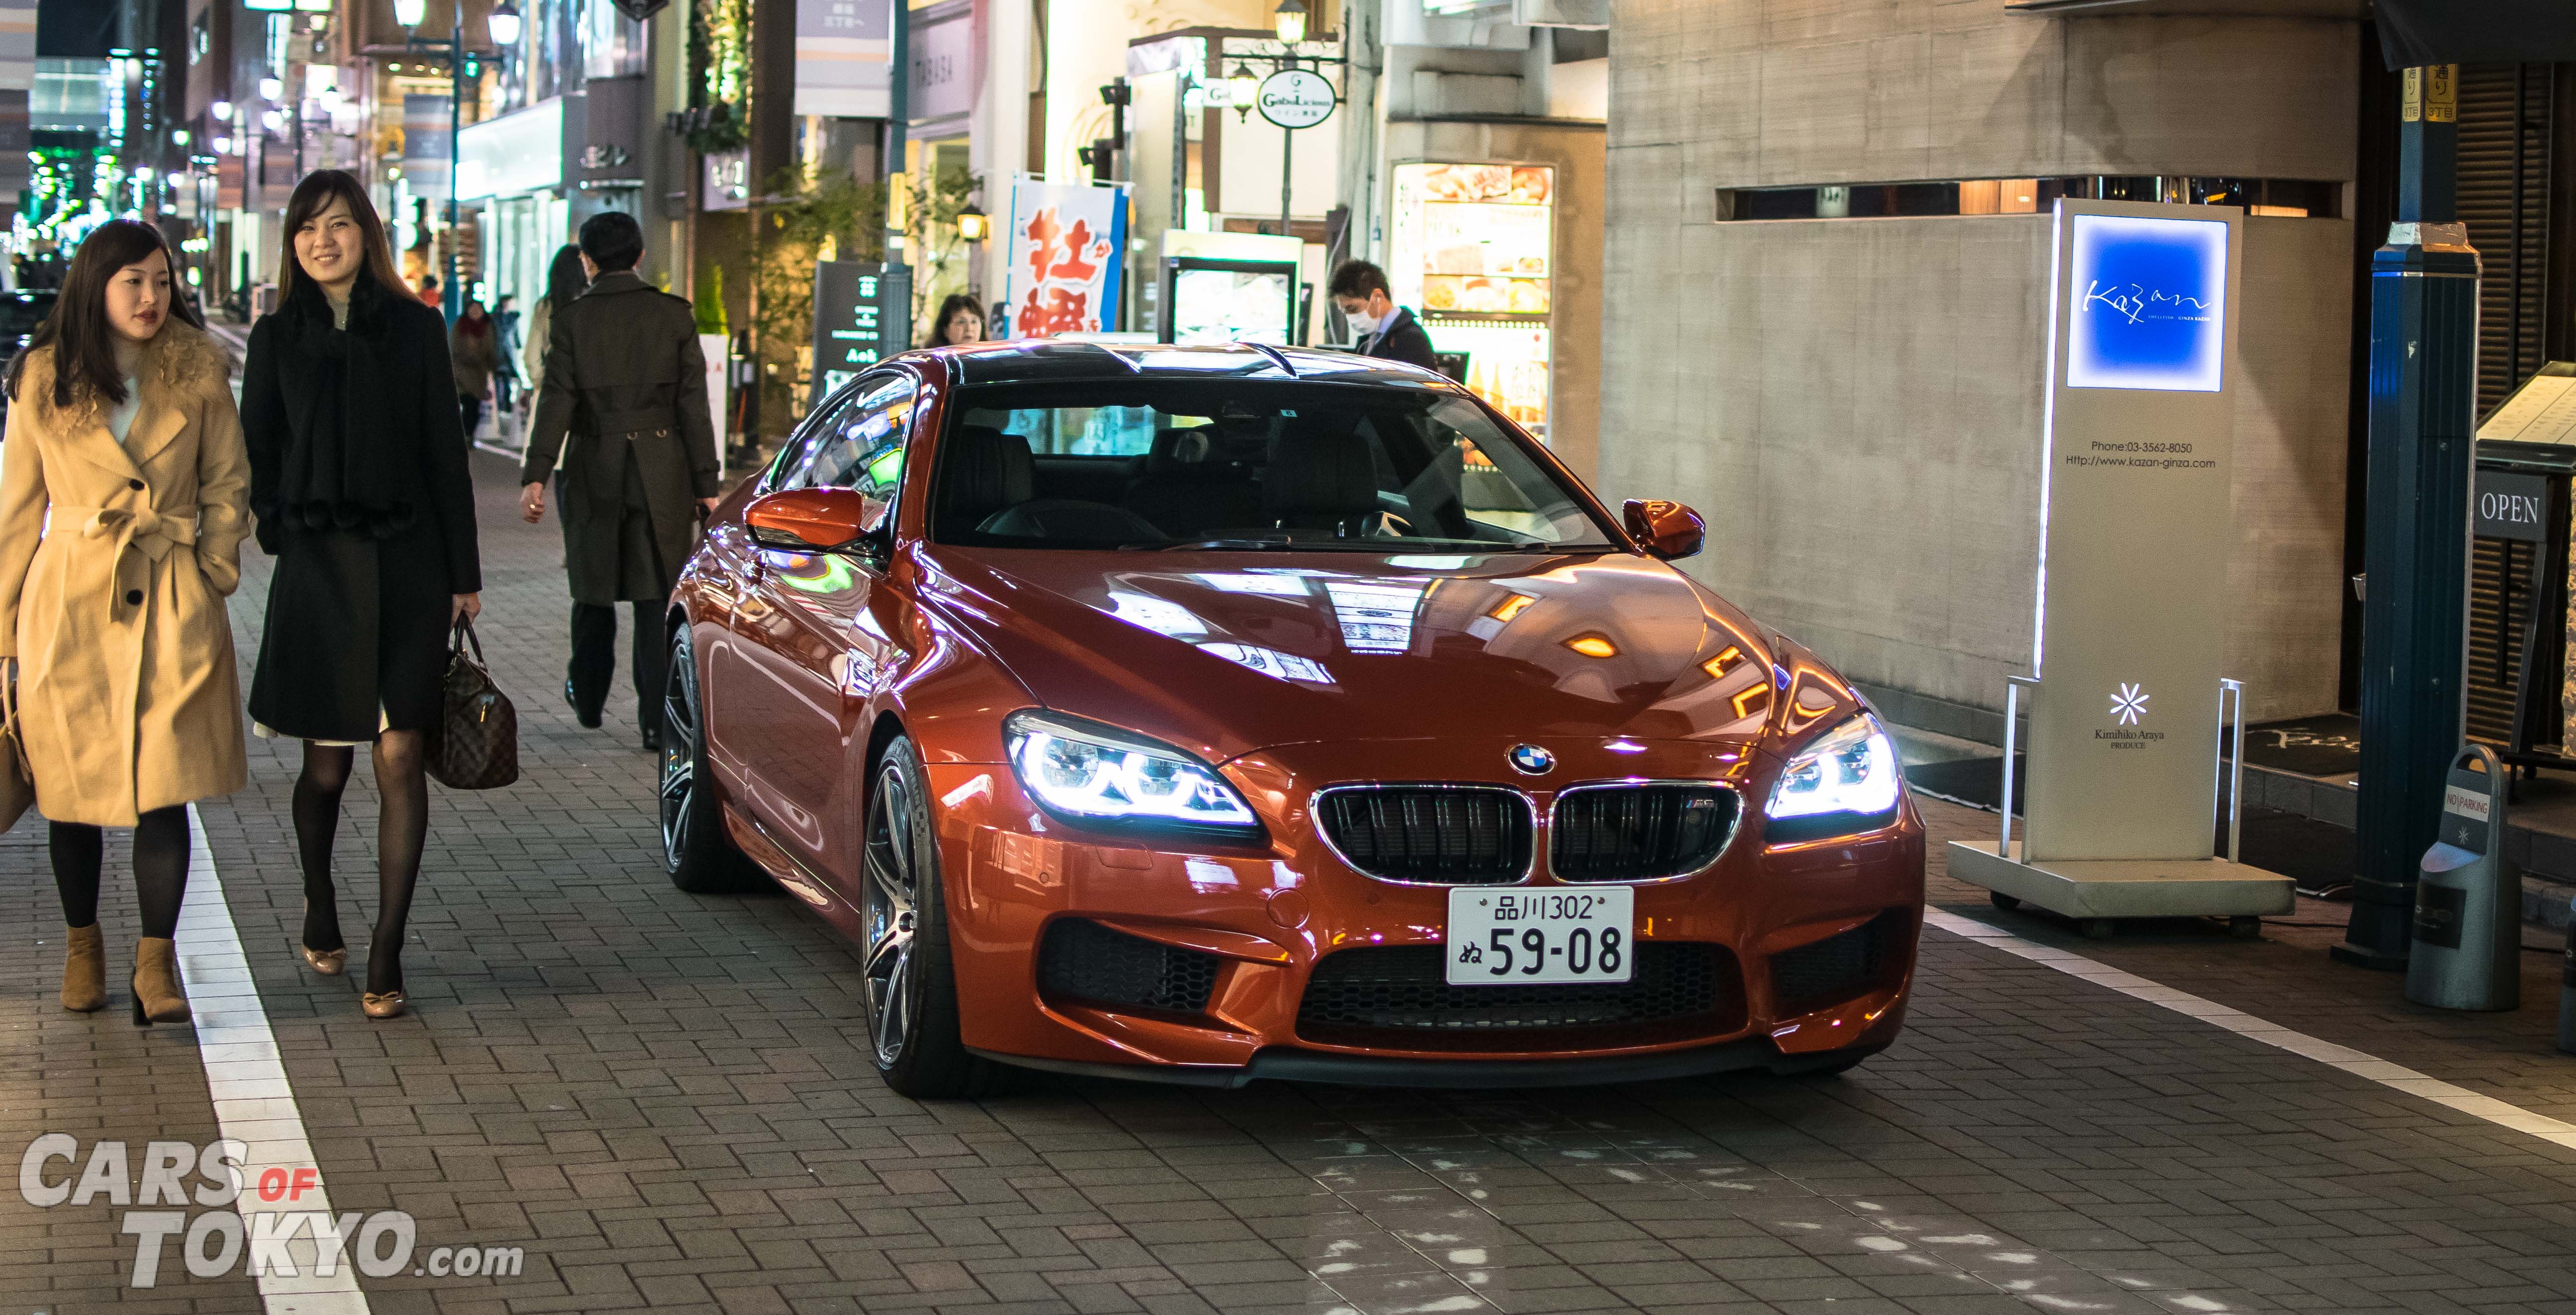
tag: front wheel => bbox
[661,623,763,894]
[862,736,1013,1099]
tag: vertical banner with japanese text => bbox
[998,178,1129,339]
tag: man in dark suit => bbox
[519,210,720,750]
[1328,260,1437,372]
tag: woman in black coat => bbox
[240,170,483,1020]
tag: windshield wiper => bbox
[1132,536,1294,552]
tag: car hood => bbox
[918,546,1793,765]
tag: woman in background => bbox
[450,299,500,441]
[0,219,253,1026]
[521,245,587,403]
[927,294,984,348]
[239,170,483,1021]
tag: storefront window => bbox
[581,0,648,81]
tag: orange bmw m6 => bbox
[660,341,1925,1097]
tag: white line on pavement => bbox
[178,805,374,1315]
[1923,908,2576,1153]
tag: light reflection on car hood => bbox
[923,546,1787,766]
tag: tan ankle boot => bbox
[60,925,104,1013]
[131,937,190,1025]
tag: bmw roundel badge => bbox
[1509,744,1555,775]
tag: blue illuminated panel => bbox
[2064,213,2227,393]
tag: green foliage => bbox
[694,263,727,335]
[751,167,888,434]
[686,0,753,154]
[902,165,984,339]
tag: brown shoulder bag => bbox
[428,619,520,790]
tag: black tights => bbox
[51,806,192,939]
[293,732,430,995]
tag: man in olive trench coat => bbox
[520,211,719,749]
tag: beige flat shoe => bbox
[360,990,407,1020]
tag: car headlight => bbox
[1003,710,1263,838]
[1765,715,1902,842]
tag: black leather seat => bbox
[938,425,1037,530]
[1123,427,1261,538]
[1263,421,1382,533]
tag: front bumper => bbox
[972,1031,1898,1090]
[927,735,1925,1084]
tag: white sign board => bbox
[2022,200,2244,863]
[997,179,1128,339]
[1257,69,1334,129]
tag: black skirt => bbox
[247,518,452,742]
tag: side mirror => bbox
[745,487,892,553]
[1623,498,1704,560]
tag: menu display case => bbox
[1390,162,1555,439]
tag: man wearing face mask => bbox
[1328,260,1437,372]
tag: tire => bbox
[861,736,1014,1099]
[661,623,763,894]
[1989,892,2022,912]
[2082,918,2117,940]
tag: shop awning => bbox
[2003,0,2366,16]
[2373,0,2576,69]
[2006,0,2576,70]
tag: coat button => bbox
[125,590,142,605]
[127,479,142,490]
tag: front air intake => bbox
[1037,919,1220,1014]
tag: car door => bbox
[701,393,849,799]
[726,372,919,879]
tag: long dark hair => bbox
[542,244,588,311]
[277,170,411,303]
[6,218,202,409]
[930,293,984,346]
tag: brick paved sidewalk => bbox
[1,452,2573,1315]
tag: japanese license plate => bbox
[1445,886,1635,986]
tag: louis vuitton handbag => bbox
[428,620,520,790]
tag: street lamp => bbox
[1272,0,1308,46]
[211,99,231,122]
[1226,63,1257,119]
[955,205,989,243]
[257,76,281,100]
[396,0,515,321]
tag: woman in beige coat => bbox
[0,219,253,1026]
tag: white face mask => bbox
[1344,305,1381,337]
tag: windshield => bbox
[930,381,1618,553]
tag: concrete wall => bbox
[1600,0,2358,720]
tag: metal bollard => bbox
[2559,905,2576,1054]
[2405,745,2520,1012]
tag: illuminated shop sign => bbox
[2064,213,2227,393]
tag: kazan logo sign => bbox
[2064,213,2228,393]
[1257,69,1335,130]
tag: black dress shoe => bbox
[641,724,662,752]
[566,679,602,730]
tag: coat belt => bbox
[74,504,200,568]
[593,406,674,436]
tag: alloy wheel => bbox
[659,650,697,869]
[862,767,920,1068]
